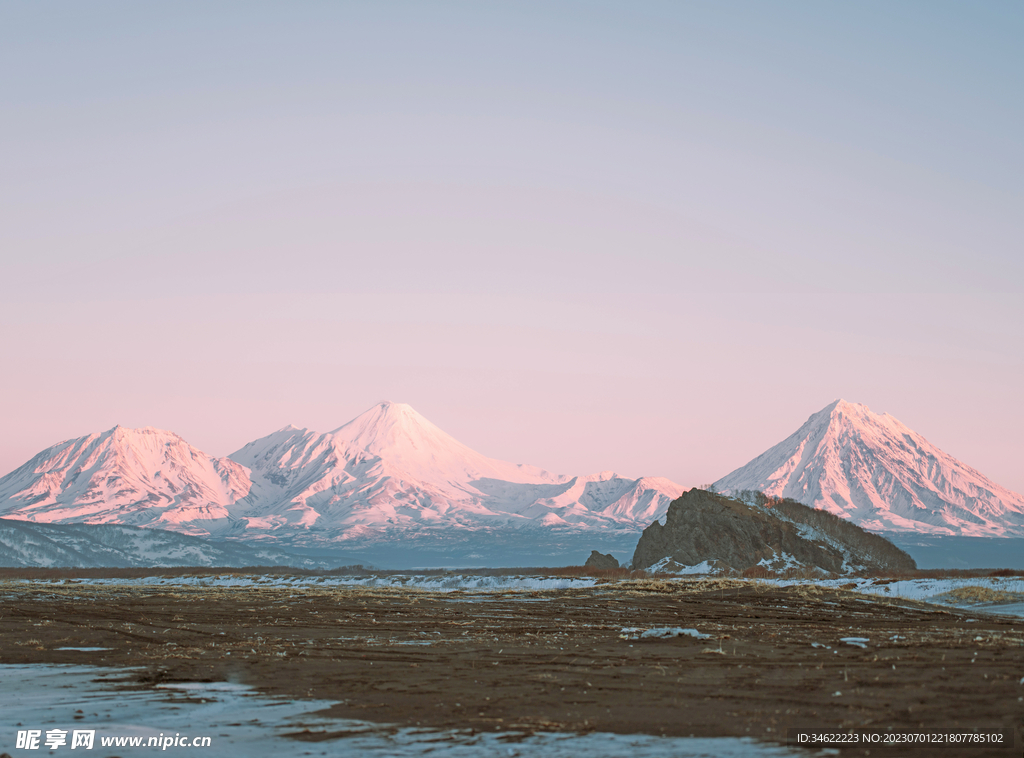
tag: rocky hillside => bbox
[632,489,915,574]
[0,519,347,569]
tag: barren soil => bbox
[1,576,1022,756]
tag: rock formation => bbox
[584,550,620,569]
[632,489,915,574]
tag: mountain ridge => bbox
[227,402,682,540]
[714,399,1024,537]
[0,426,250,532]
[4,399,1022,546]
[0,402,684,543]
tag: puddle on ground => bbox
[0,664,828,757]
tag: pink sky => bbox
[2,288,1020,494]
[1,4,1022,493]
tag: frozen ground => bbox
[9,569,1024,617]
[635,566,1024,619]
[0,664,825,757]
[803,575,1024,618]
[25,573,601,592]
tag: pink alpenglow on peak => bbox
[0,426,251,535]
[0,403,686,543]
[326,401,564,485]
[227,401,684,540]
[714,399,1024,537]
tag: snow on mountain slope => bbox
[0,426,250,534]
[228,402,683,539]
[0,403,684,546]
[330,402,562,485]
[714,400,1024,537]
[0,519,328,568]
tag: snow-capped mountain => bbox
[228,401,683,540]
[714,399,1024,537]
[0,426,250,534]
[0,403,684,546]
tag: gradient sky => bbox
[2,2,1022,492]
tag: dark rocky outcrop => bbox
[631,489,916,574]
[584,550,620,570]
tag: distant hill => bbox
[0,519,353,568]
[715,400,1024,537]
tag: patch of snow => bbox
[760,575,1024,618]
[41,573,599,593]
[640,627,711,640]
[971,602,1024,618]
[646,557,717,575]
[757,552,802,571]
[620,627,710,641]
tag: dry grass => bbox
[988,568,1023,577]
[935,586,1024,605]
[3,563,1020,593]
[616,579,679,593]
[606,577,748,595]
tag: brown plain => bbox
[1,573,1022,757]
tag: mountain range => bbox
[1,399,1022,558]
[0,402,683,548]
